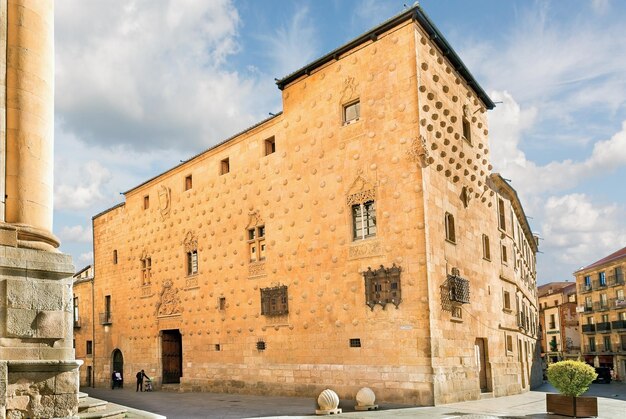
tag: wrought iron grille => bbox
[260,285,288,316]
[363,264,402,310]
[447,272,470,304]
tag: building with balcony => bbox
[538,282,580,364]
[73,265,95,387]
[575,245,626,380]
[83,5,541,405]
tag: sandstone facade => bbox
[538,282,580,364]
[575,246,626,381]
[80,6,540,405]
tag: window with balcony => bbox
[584,275,591,289]
[603,336,611,352]
[599,271,607,287]
[600,293,608,309]
[588,337,596,352]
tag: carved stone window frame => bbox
[140,250,152,285]
[363,264,402,310]
[346,173,377,242]
[183,231,198,276]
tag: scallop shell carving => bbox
[356,387,376,406]
[317,389,340,410]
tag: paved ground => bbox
[85,382,626,419]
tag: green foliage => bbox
[546,360,597,397]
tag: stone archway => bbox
[112,349,124,380]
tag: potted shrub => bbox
[546,360,598,417]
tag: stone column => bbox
[0,1,80,418]
[1,0,58,251]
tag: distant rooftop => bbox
[537,282,574,297]
[576,245,626,273]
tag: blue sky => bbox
[53,0,626,284]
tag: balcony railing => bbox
[614,299,626,309]
[593,280,608,289]
[612,320,626,330]
[582,324,596,333]
[596,322,611,332]
[593,302,609,312]
[598,344,612,353]
[579,284,593,293]
[99,312,112,325]
[583,345,597,353]
[583,304,593,313]
[607,273,625,287]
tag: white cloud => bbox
[489,91,626,197]
[55,0,270,152]
[79,252,94,264]
[59,225,92,243]
[539,193,626,274]
[592,0,611,14]
[55,160,112,210]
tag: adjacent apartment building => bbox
[77,5,541,404]
[538,282,580,364]
[73,265,95,387]
[576,246,626,380]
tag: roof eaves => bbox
[92,202,125,220]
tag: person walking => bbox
[136,369,147,392]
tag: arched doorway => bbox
[112,349,124,379]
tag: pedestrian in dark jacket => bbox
[136,369,147,392]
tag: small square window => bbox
[215,344,221,351]
[451,305,463,319]
[256,340,266,351]
[220,158,230,175]
[343,100,360,124]
[349,338,361,348]
[264,137,276,156]
[185,175,192,191]
[144,195,150,210]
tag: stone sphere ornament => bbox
[355,387,379,411]
[316,389,341,415]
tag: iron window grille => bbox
[260,285,288,316]
[256,340,266,351]
[363,264,402,310]
[447,268,470,304]
[349,338,361,348]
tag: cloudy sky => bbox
[53,0,626,284]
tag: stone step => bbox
[479,392,494,399]
[78,396,108,413]
[78,391,90,399]
[77,402,128,419]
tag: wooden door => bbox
[475,338,488,391]
[162,330,182,384]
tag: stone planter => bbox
[546,393,598,417]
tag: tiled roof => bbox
[576,245,626,273]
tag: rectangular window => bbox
[343,100,360,124]
[113,250,118,265]
[142,257,152,285]
[215,344,221,351]
[187,250,198,275]
[86,340,93,355]
[506,335,513,352]
[482,234,491,260]
[349,338,361,348]
[352,201,376,241]
[498,199,506,231]
[601,314,609,323]
[462,118,472,143]
[185,175,192,191]
[617,289,624,300]
[600,293,608,307]
[503,291,511,310]
[220,158,230,175]
[73,296,80,328]
[589,337,596,352]
[587,316,594,325]
[144,195,149,210]
[103,295,111,324]
[444,212,455,243]
[501,244,508,264]
[219,297,226,311]
[549,314,556,329]
[603,336,611,351]
[248,226,266,262]
[264,136,276,156]
[599,271,606,286]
